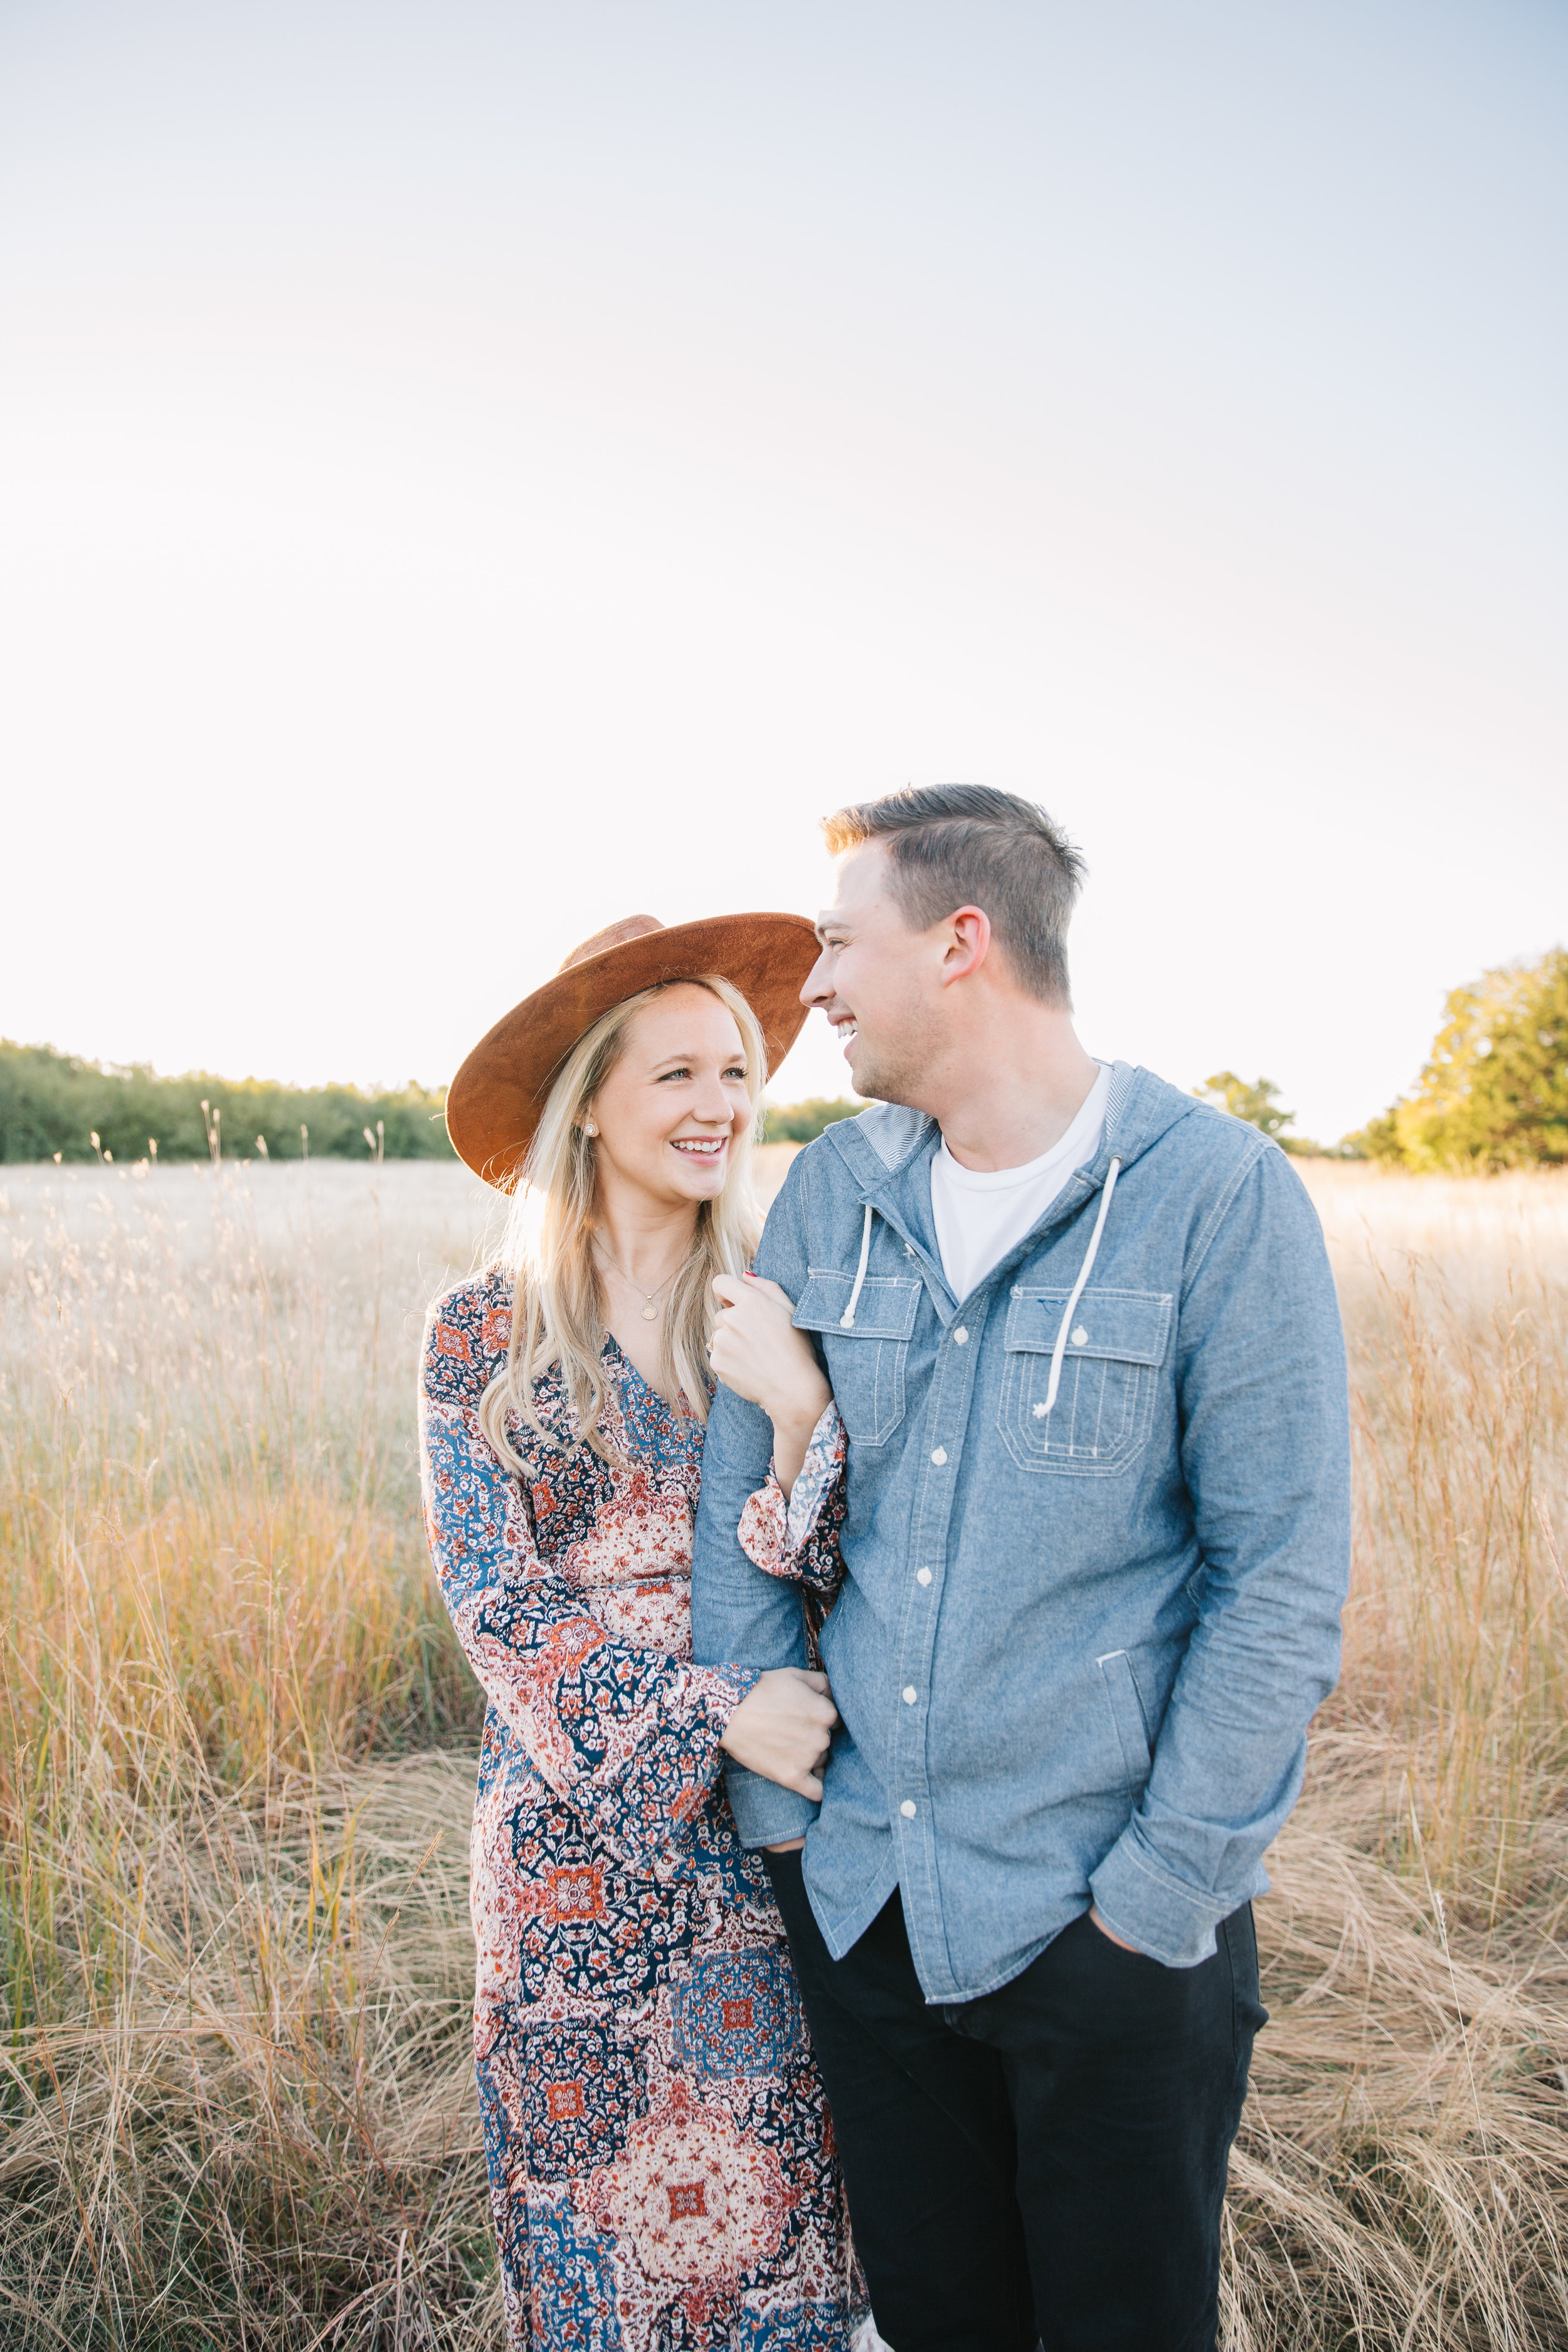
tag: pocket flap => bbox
[1003,1286,1172,1366]
[794,1271,922,1340]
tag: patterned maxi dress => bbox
[419,1271,863,2351]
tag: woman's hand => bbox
[719,1667,839,1800]
[710,1272,832,1496]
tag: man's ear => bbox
[938,906,992,987]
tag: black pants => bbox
[766,1853,1264,2352]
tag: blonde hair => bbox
[477,975,766,1470]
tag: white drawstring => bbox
[840,1204,875,1328]
[838,1160,1118,1359]
[1041,1157,1123,1416]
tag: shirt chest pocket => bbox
[1000,1286,1172,1476]
[793,1271,922,1448]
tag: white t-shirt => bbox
[930,1064,1111,1304]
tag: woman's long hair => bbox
[477,975,767,1470]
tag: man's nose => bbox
[800,947,834,1007]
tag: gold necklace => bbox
[593,1243,686,1322]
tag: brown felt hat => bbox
[445,911,821,1189]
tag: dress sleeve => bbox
[736,1402,847,1598]
[419,1286,761,1870]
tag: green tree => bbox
[761,1096,862,1144]
[1381,950,1568,1171]
[1193,1071,1301,1146]
[1340,1105,1402,1164]
[0,1040,454,1164]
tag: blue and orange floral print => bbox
[420,1271,862,2349]
[736,1407,847,1599]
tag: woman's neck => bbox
[589,1173,703,1410]
[591,1175,701,1290]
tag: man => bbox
[691,785,1350,2352]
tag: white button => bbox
[1072,1325,1089,1347]
[899,1799,918,1818]
[953,1326,968,1345]
[1033,1402,1049,1418]
[916,1567,933,1586]
[931,1446,948,1465]
[902,1685,918,1705]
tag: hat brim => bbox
[444,911,822,1189]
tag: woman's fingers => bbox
[719,1667,840,1793]
[711,1271,798,1314]
[787,1751,833,1801]
[707,1273,830,1443]
[743,1274,797,1313]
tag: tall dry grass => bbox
[0,1162,495,2348]
[1225,1166,1568,2349]
[2,1153,1567,2347]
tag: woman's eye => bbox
[658,1066,692,1083]
[724,1066,747,1081]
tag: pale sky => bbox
[2,0,1563,1143]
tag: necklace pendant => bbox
[641,1303,659,1320]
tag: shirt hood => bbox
[820,1062,1205,1199]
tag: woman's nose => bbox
[691,1079,734,1123]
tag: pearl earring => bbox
[584,1121,598,1137]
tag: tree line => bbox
[0,1041,453,1165]
[6,949,1563,1171]
[0,1041,861,1163]
[1197,949,1567,1168]
[761,950,1568,1172]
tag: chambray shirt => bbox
[691,1064,1351,1997]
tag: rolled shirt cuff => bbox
[1089,1820,1269,1969]
[723,1760,820,1851]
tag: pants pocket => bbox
[1222,1901,1269,2068]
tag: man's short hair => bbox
[822,784,1087,1007]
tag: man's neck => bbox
[928,1005,1101,1175]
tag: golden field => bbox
[3,1148,1567,2348]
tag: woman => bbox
[421,913,862,2349]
